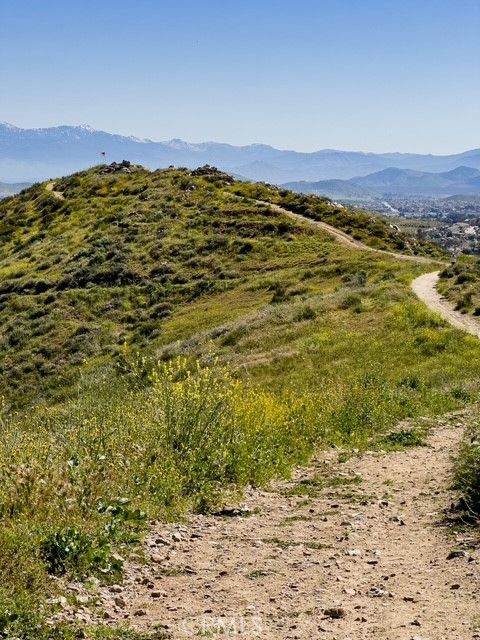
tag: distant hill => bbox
[0,180,31,199]
[1,121,480,183]
[282,179,373,199]
[284,166,480,199]
[442,194,480,203]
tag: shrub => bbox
[455,430,480,517]
[339,292,362,310]
[40,528,122,579]
[293,305,317,322]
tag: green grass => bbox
[0,165,442,407]
[438,255,480,315]
[284,473,362,498]
[376,428,427,451]
[454,422,480,518]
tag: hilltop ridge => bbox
[284,165,480,199]
[0,163,441,403]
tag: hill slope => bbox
[0,163,442,403]
[2,164,480,638]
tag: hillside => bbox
[284,165,480,199]
[282,178,373,199]
[0,163,442,404]
[2,122,480,183]
[3,164,480,639]
[438,255,480,315]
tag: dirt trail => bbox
[260,201,442,265]
[412,271,480,339]
[45,181,65,200]
[61,413,480,638]
[266,201,480,341]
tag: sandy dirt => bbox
[59,412,480,639]
[45,181,65,200]
[411,271,480,339]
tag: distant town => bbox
[333,195,480,255]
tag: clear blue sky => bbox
[1,0,479,153]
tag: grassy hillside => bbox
[0,164,442,405]
[1,164,479,638]
[438,255,480,314]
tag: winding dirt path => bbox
[60,412,480,638]
[45,181,65,200]
[412,272,480,339]
[260,201,442,265]
[265,201,480,340]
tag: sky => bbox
[1,0,479,154]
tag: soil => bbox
[59,412,480,639]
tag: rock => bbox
[114,596,126,609]
[111,552,124,563]
[150,590,163,598]
[184,565,196,574]
[450,583,461,590]
[323,607,346,619]
[151,553,163,563]
[346,549,362,557]
[172,532,183,542]
[368,586,390,598]
[447,550,466,560]
[344,588,357,596]
[109,585,123,593]
[134,608,147,616]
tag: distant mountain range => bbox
[283,166,480,199]
[0,180,31,199]
[1,122,480,185]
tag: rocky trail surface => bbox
[59,412,480,639]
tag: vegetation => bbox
[0,165,443,406]
[454,425,480,518]
[438,255,480,315]
[224,179,443,257]
[0,164,479,636]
